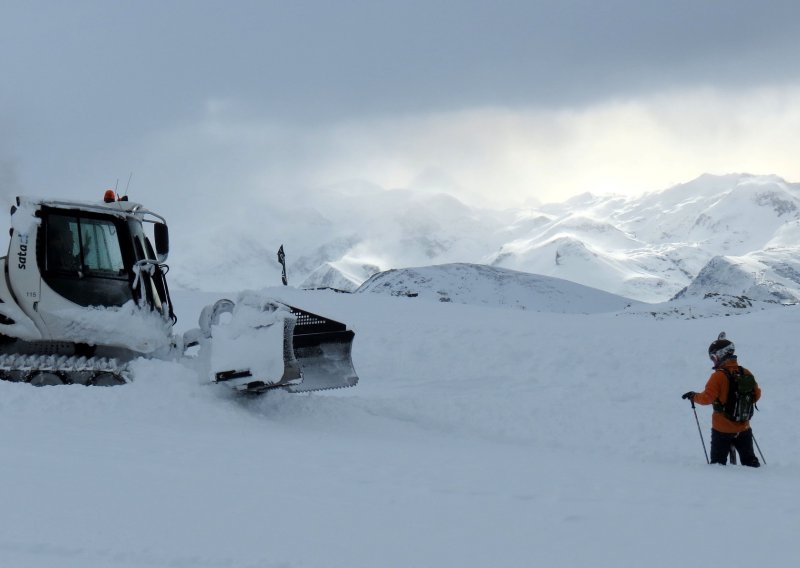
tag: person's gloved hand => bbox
[681,391,695,401]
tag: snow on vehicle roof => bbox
[18,196,165,223]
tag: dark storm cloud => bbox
[3,0,799,124]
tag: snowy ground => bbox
[1,287,797,567]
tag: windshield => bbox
[79,217,125,274]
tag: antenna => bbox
[123,172,133,197]
[114,178,119,193]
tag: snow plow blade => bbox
[286,307,358,393]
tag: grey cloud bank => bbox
[4,1,799,119]
[2,1,799,211]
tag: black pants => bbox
[710,428,760,467]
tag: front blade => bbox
[287,329,358,392]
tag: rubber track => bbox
[0,354,131,386]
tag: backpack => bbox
[713,366,757,423]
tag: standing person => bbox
[682,332,762,467]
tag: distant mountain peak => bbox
[173,172,800,304]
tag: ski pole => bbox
[752,432,767,465]
[690,399,710,464]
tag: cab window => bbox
[45,215,81,273]
[79,218,125,274]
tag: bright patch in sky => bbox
[123,85,800,212]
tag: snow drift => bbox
[2,283,797,568]
[356,262,642,313]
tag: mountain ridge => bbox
[355,262,643,314]
[169,173,800,303]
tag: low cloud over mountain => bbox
[173,173,800,304]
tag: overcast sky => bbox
[2,0,800,214]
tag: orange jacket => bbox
[693,358,762,433]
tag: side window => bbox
[46,214,81,273]
[79,218,125,274]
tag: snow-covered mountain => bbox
[674,250,800,304]
[491,173,800,302]
[356,263,642,314]
[168,173,800,304]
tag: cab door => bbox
[37,211,135,340]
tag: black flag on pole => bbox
[277,245,287,285]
